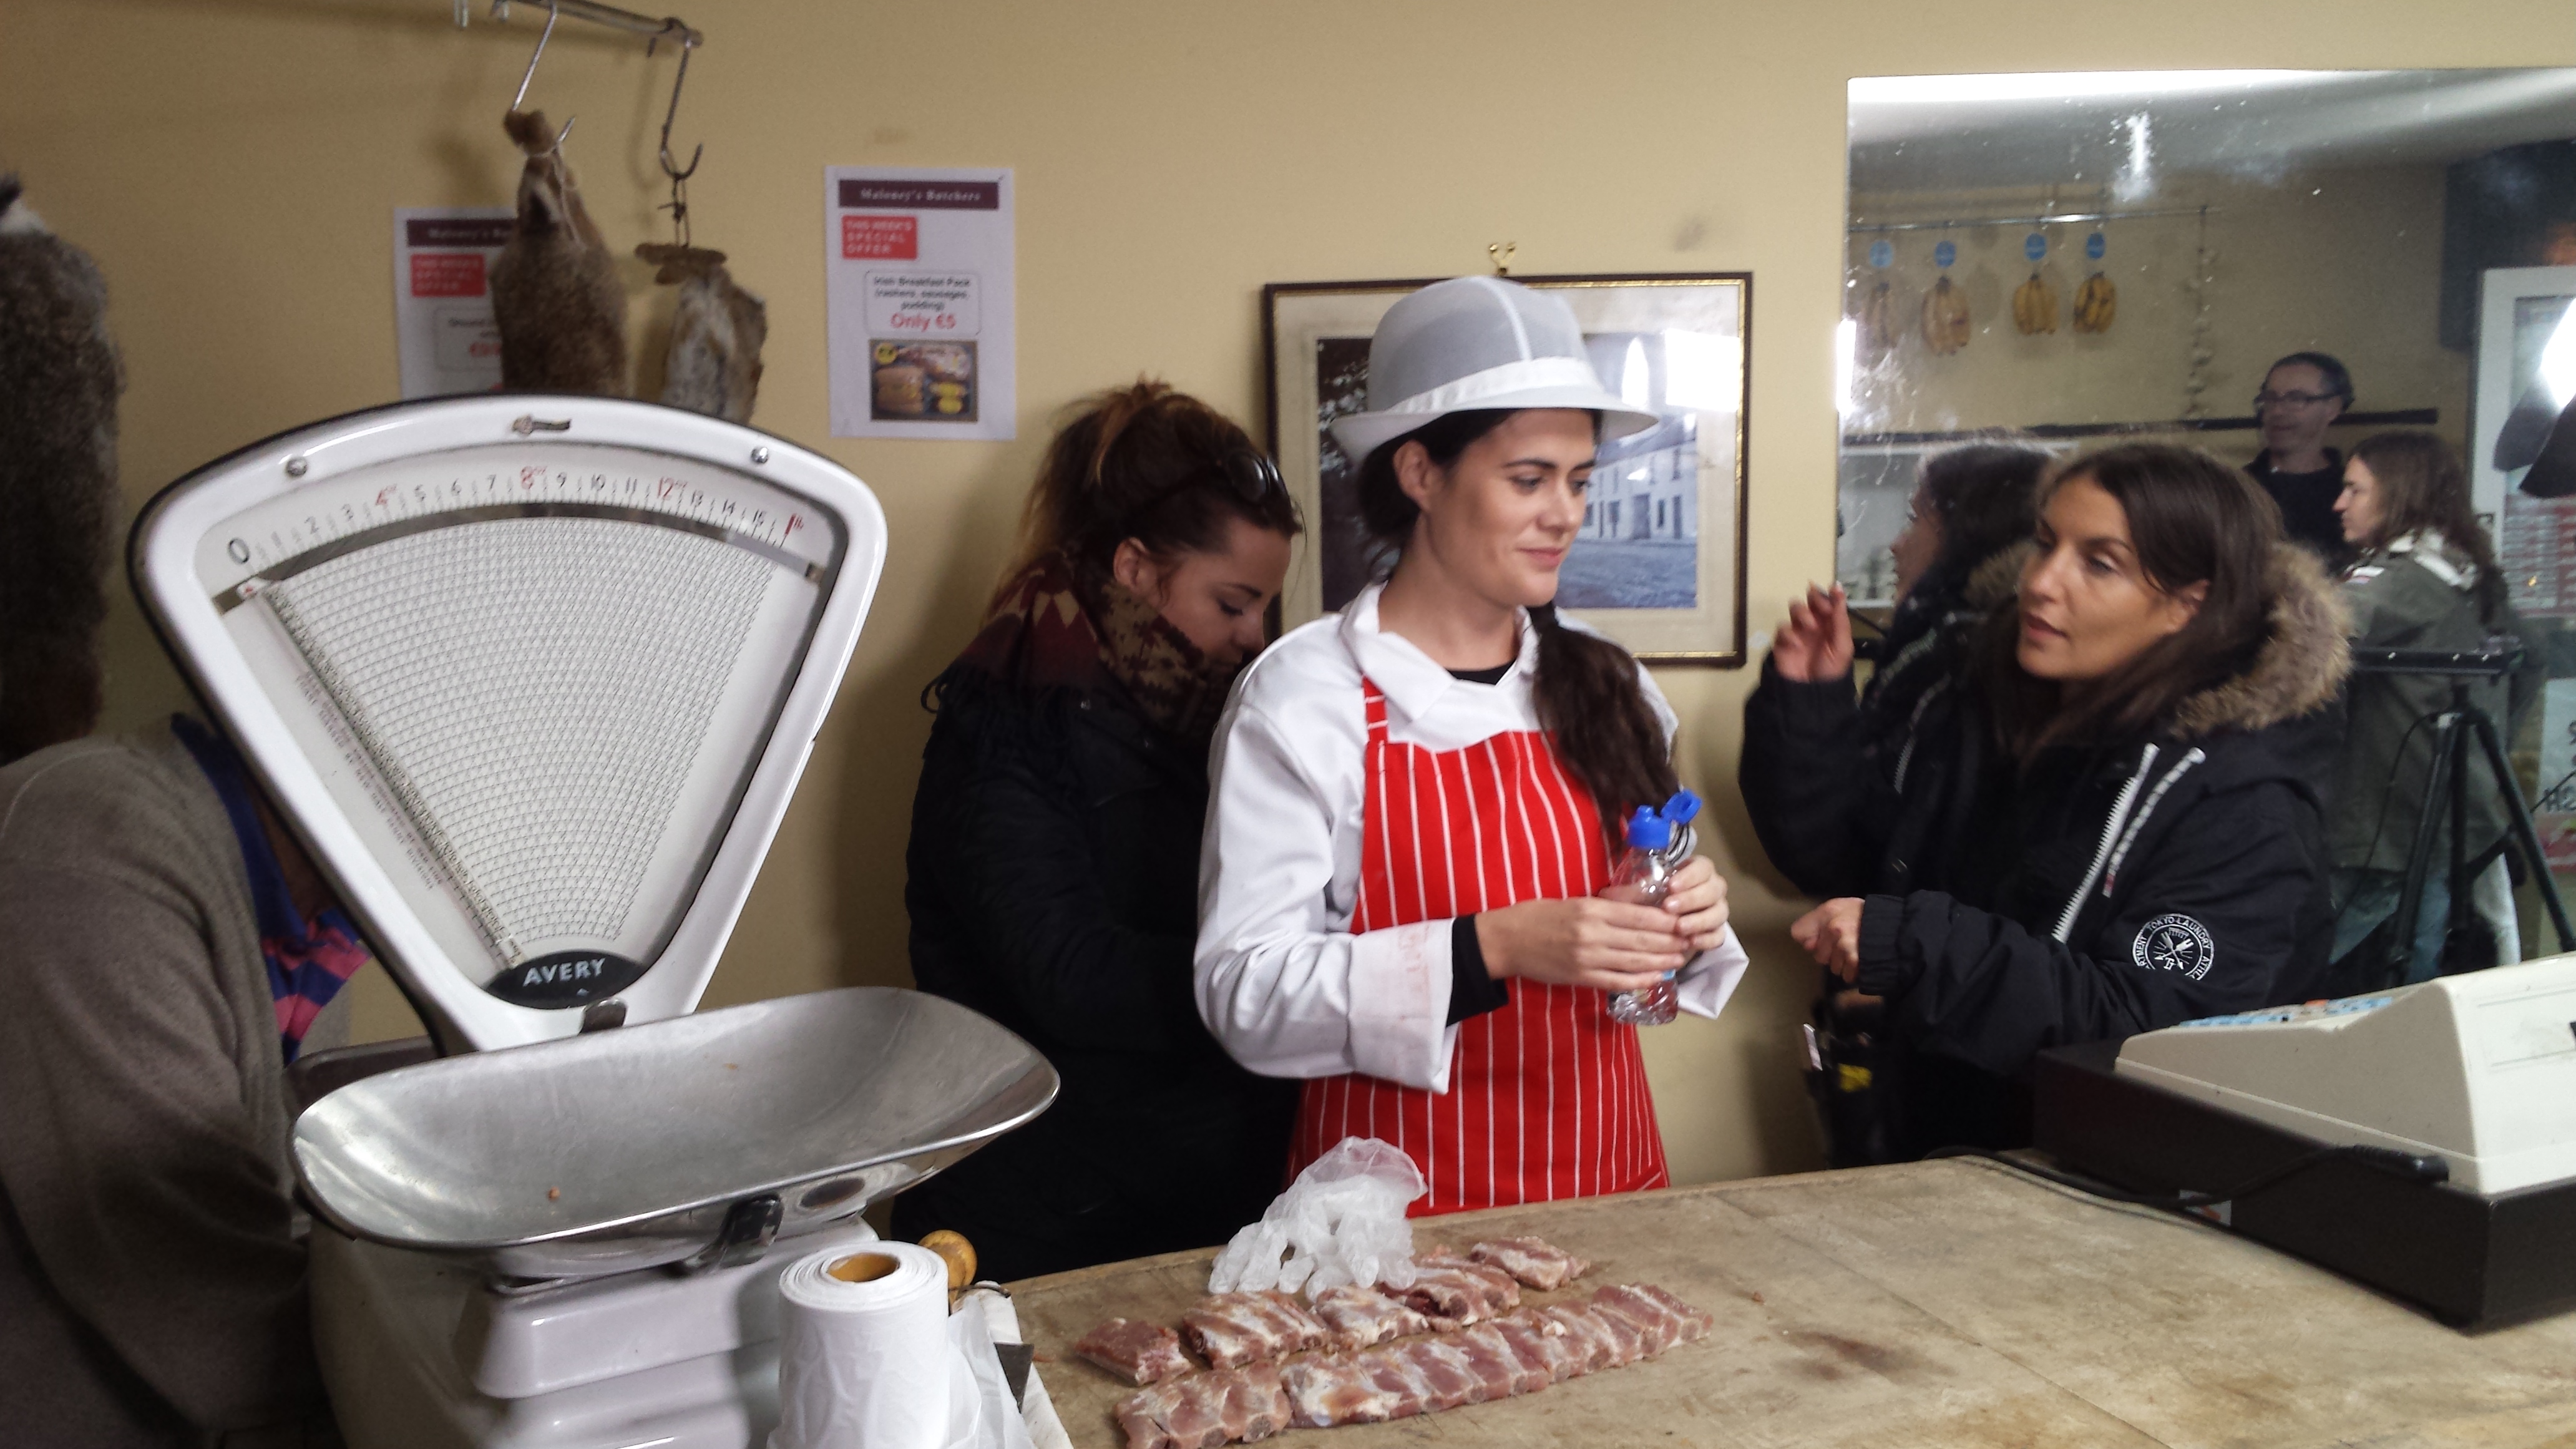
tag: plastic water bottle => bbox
[1606,790,1700,1026]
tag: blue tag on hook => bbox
[1868,239,1894,269]
[1933,240,1957,268]
[2086,231,2107,261]
[2024,232,2048,263]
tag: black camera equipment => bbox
[2344,642,2573,988]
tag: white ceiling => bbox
[1850,69,2576,195]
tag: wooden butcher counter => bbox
[1009,1159,2576,1448]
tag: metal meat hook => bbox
[510,0,561,114]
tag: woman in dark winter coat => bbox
[1788,444,2347,1151]
[1740,441,2049,901]
[894,381,1302,1279]
[2326,431,2541,983]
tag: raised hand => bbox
[1772,583,1855,683]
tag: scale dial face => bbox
[172,431,851,1023]
[195,447,836,598]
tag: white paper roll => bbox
[771,1241,952,1449]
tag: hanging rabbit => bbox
[490,109,628,396]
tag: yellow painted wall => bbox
[6,0,2570,1189]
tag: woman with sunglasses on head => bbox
[1197,278,1750,1214]
[2326,431,2542,985]
[1789,444,2345,1151]
[897,380,1303,1278]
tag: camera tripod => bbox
[2354,645,2574,990]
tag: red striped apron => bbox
[1288,679,1668,1215]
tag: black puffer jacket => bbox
[1853,545,2349,1147]
[1740,549,2021,900]
[894,666,1295,1280]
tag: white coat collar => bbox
[1337,582,1539,725]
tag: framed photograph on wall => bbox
[1262,272,1750,664]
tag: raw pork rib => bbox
[1284,1349,1422,1428]
[1115,1373,1227,1449]
[1591,1282,1695,1357]
[1115,1363,1290,1449]
[1391,1255,1517,1328]
[1180,1290,1330,1370]
[1463,1320,1555,1395]
[1076,1317,1192,1385]
[1310,1285,1431,1350]
[1399,1336,1486,1412]
[1470,1236,1593,1290]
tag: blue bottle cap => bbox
[1624,806,1672,851]
[1661,788,1702,826]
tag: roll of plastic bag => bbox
[771,1241,952,1449]
[1208,1136,1424,1297]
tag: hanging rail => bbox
[1848,205,2216,235]
[457,0,699,50]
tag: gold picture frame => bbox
[1261,272,1751,665]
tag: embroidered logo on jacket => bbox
[2133,914,2215,980]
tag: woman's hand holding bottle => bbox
[1474,856,1729,993]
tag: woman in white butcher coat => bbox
[1196,277,1750,1214]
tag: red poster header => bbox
[841,215,920,261]
[409,253,487,298]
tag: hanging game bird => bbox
[491,109,628,396]
[1856,278,1900,363]
[637,243,768,424]
[2074,271,2118,334]
[2012,271,2059,335]
[1921,275,1970,355]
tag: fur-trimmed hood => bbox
[2169,542,2351,738]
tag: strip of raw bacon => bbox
[1076,1317,1192,1386]
[1469,1236,1593,1291]
[1286,1347,1428,1428]
[1399,1336,1486,1412]
[1455,1322,1545,1397]
[1180,1291,1328,1370]
[1629,1283,1714,1342]
[1590,1284,1682,1357]
[1418,1249,1523,1313]
[1471,1317,1558,1394]
[1217,1362,1290,1444]
[1359,1346,1434,1418]
[1310,1286,1430,1351]
[1113,1372,1228,1449]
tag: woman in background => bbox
[898,380,1302,1279]
[1740,441,2047,1164]
[1790,444,2343,1151]
[2326,431,2541,985]
[1741,441,2050,901]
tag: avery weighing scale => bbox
[2036,955,2576,1327]
[131,395,1060,1448]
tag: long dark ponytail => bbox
[1357,410,1677,851]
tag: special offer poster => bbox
[391,207,512,399]
[824,167,1015,440]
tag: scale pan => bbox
[293,987,1058,1281]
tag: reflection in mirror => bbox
[1839,69,2576,966]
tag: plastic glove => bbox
[1207,1136,1425,1297]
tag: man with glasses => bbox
[2247,351,2356,560]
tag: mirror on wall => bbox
[1838,67,2576,905]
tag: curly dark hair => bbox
[0,180,125,764]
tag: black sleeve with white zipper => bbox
[1852,744,2334,1080]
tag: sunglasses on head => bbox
[1126,449,1285,524]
